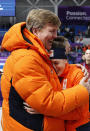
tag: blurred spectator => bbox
[82,45,87,53]
[69,27,75,43]
[78,30,83,37]
[75,36,80,43]
[82,49,90,76]
[64,38,76,64]
[64,26,75,43]
[87,25,90,37]
[77,46,82,53]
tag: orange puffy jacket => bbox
[42,63,89,131]
[60,64,89,131]
[1,22,89,131]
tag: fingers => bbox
[24,106,34,114]
[23,102,30,107]
[84,73,89,80]
[79,77,90,93]
[76,64,81,67]
[76,64,88,76]
[80,75,89,83]
[88,78,90,84]
[76,64,83,70]
[23,102,40,114]
[83,68,88,76]
[85,81,90,88]
[86,81,90,94]
[24,106,40,114]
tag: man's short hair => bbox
[50,36,68,59]
[52,36,68,49]
[26,9,61,31]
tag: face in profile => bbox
[85,49,90,61]
[32,23,58,51]
[51,59,67,76]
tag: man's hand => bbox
[23,102,40,114]
[79,75,90,94]
[76,64,88,76]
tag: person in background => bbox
[63,37,76,64]
[81,49,90,94]
[82,49,90,76]
[1,9,89,131]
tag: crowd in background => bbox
[56,24,90,64]
[0,22,90,71]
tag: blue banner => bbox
[0,0,15,16]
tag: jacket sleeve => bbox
[58,107,84,120]
[60,66,89,128]
[12,54,89,117]
[65,103,89,129]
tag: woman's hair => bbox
[26,9,61,31]
[52,36,68,49]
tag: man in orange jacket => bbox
[1,9,89,131]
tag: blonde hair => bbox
[26,9,61,31]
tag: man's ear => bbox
[32,28,39,36]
